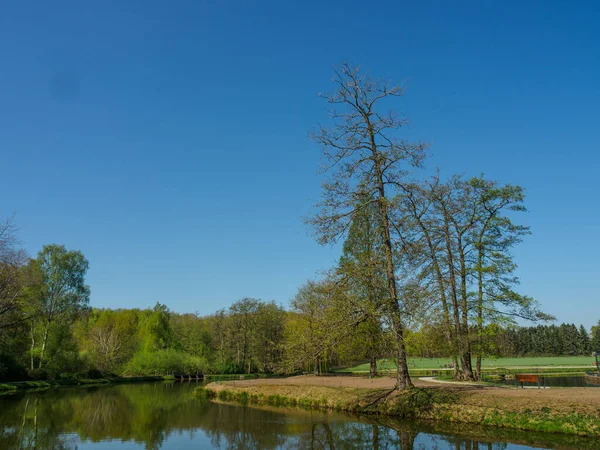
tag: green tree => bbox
[399,176,550,379]
[138,303,173,352]
[84,309,139,373]
[170,313,212,359]
[337,199,387,377]
[468,177,551,378]
[285,281,334,374]
[30,245,90,371]
[592,321,600,352]
[579,325,592,355]
[252,302,285,373]
[228,298,260,373]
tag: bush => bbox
[27,368,48,381]
[123,349,209,376]
[58,373,78,381]
[194,386,216,399]
[86,368,104,379]
[0,354,29,382]
[209,361,239,375]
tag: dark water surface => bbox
[0,382,596,449]
[486,375,600,388]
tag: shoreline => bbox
[0,375,172,394]
[198,375,600,438]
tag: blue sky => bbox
[1,1,598,328]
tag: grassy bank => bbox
[197,382,600,438]
[0,375,171,394]
[202,373,262,381]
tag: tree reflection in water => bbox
[0,382,594,449]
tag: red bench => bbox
[515,374,545,388]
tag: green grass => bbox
[339,356,595,372]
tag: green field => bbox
[341,356,595,372]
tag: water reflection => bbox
[0,382,594,449]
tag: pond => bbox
[0,381,597,449]
[483,375,600,388]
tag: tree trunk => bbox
[457,234,475,381]
[30,322,35,372]
[441,211,464,380]
[460,352,474,380]
[390,309,412,389]
[38,323,50,370]
[420,218,457,372]
[369,355,377,378]
[452,355,460,379]
[371,131,412,390]
[475,241,485,381]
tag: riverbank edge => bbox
[197,382,600,438]
[0,375,172,394]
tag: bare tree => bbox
[0,216,29,332]
[308,63,427,389]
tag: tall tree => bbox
[398,178,461,377]
[0,217,29,332]
[579,325,591,355]
[468,177,551,378]
[285,280,348,374]
[30,245,90,370]
[228,298,260,374]
[84,309,139,373]
[252,301,286,373]
[308,63,427,389]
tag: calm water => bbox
[485,375,600,388]
[0,382,596,449]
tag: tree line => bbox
[0,224,288,380]
[499,324,600,357]
[2,213,598,382]
[404,322,600,359]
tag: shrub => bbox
[86,368,104,379]
[124,349,209,376]
[27,368,48,381]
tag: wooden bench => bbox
[515,374,545,388]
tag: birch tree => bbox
[31,245,90,370]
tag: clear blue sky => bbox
[1,1,598,328]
